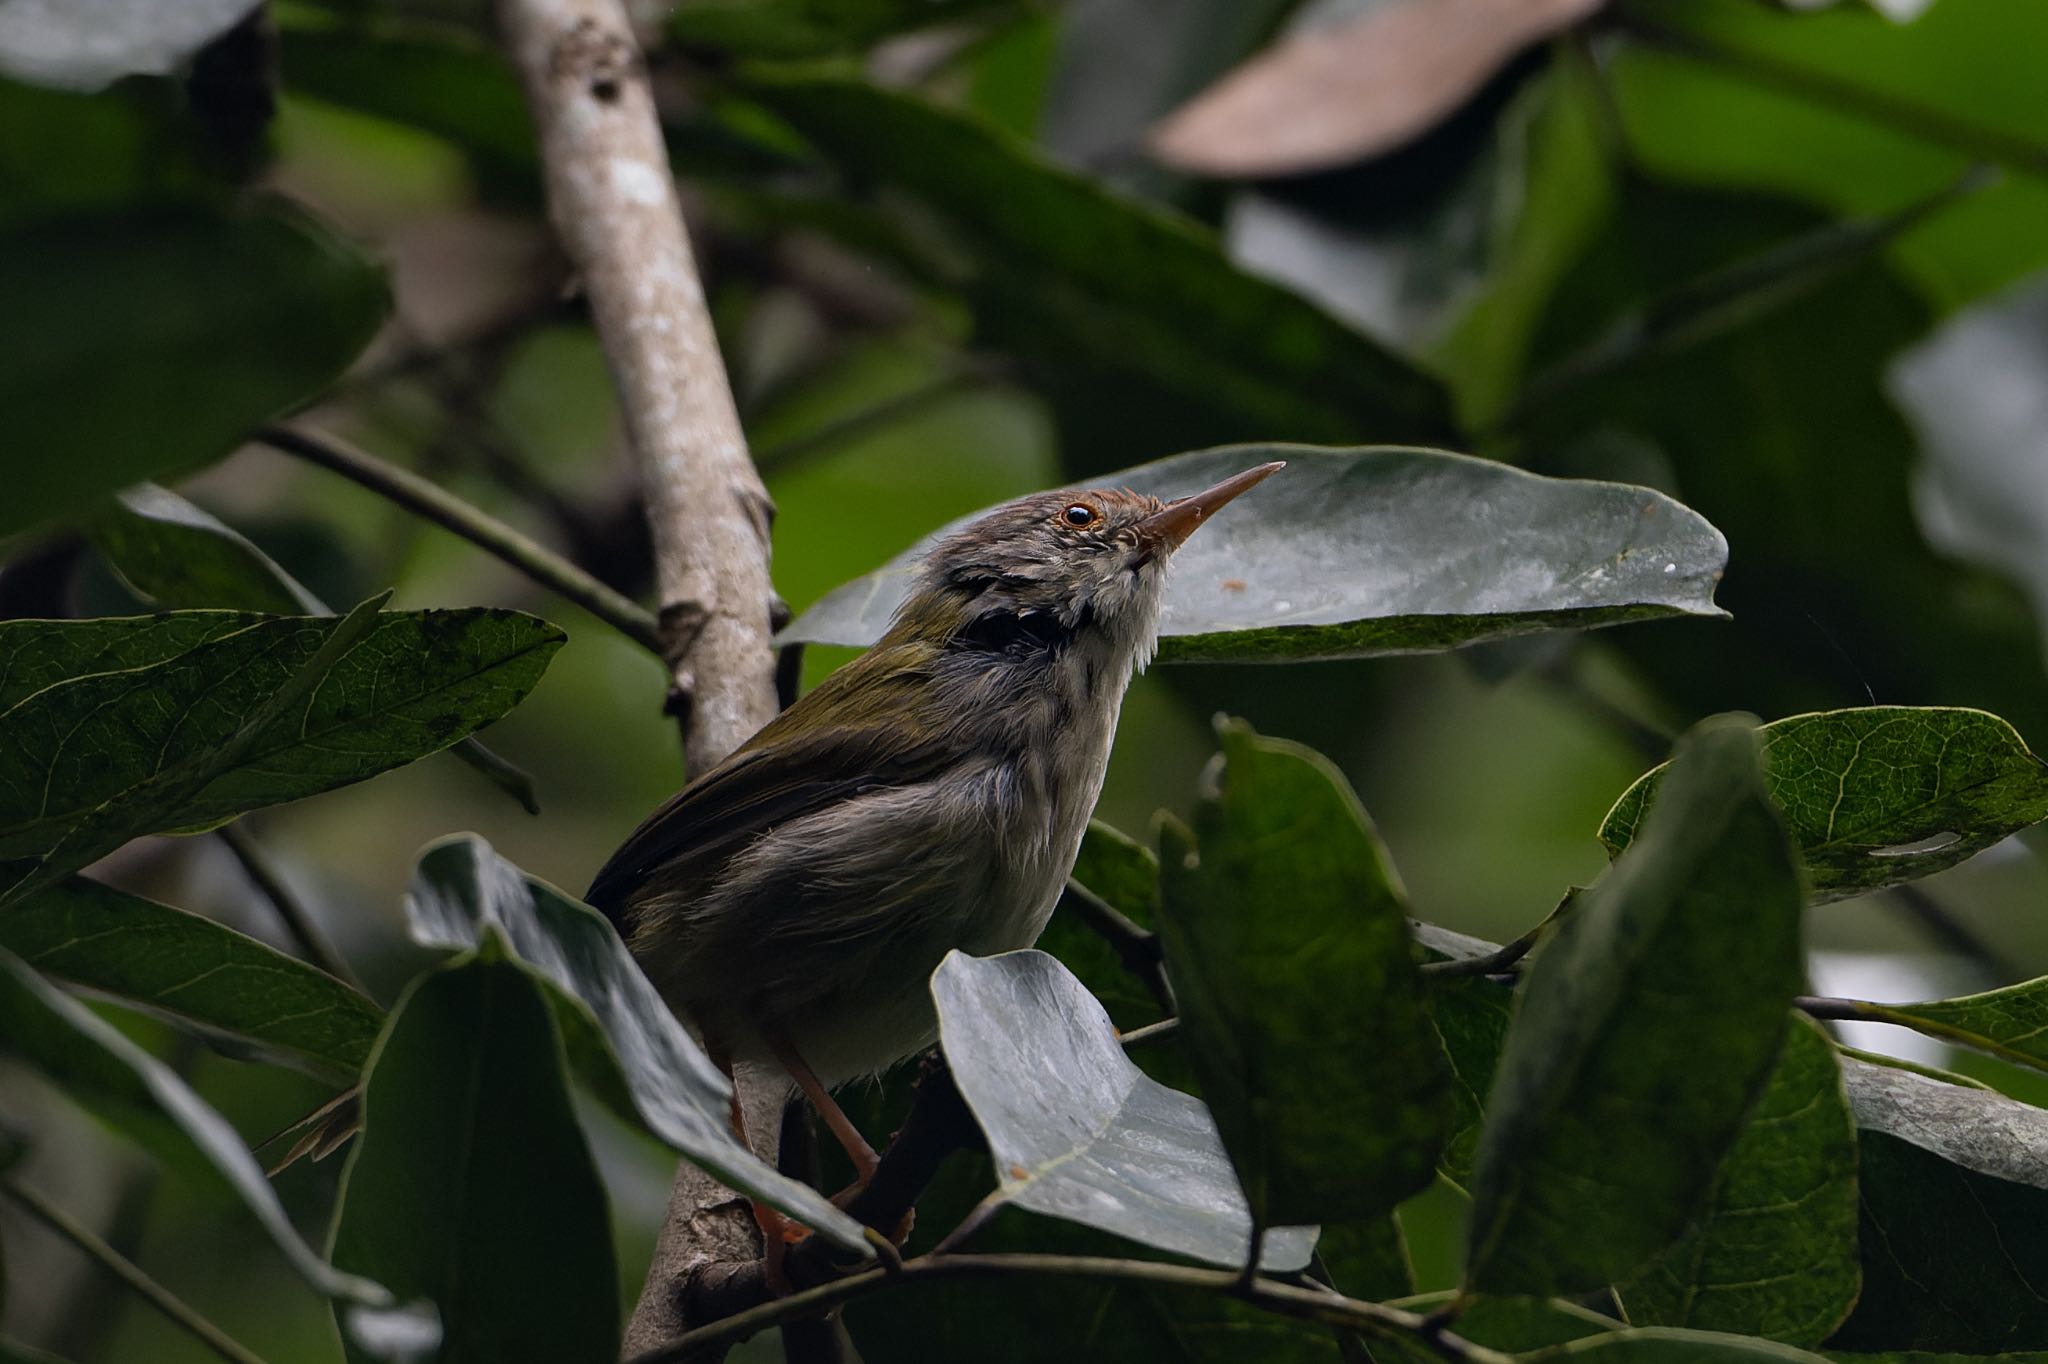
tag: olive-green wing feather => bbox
[583,642,952,923]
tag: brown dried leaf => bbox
[1149,0,1603,178]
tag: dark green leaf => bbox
[0,946,424,1344]
[1467,715,1805,1295]
[1,206,387,536]
[1824,1056,2048,1350]
[782,445,1729,662]
[1621,1015,1860,1346]
[1826,977,2048,1076]
[1523,1328,1835,1364]
[672,0,1019,57]
[740,72,1455,460]
[0,0,255,90]
[90,482,539,812]
[93,483,323,614]
[0,876,381,1079]
[329,943,612,1364]
[1316,1215,1415,1302]
[1039,822,1164,1033]
[1158,718,1448,1227]
[402,835,867,1252]
[1427,973,1515,1187]
[0,608,563,906]
[931,948,1314,1270]
[1601,707,2048,904]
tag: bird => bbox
[583,461,1284,1201]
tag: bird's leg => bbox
[768,1034,879,1183]
[709,1040,795,1292]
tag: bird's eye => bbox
[1062,503,1098,528]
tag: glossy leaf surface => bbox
[783,445,1728,662]
[932,948,1315,1271]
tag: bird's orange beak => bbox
[1135,461,1285,556]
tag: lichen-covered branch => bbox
[496,0,782,1353]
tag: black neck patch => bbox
[954,604,1089,659]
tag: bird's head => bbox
[900,462,1284,659]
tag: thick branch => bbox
[498,0,779,775]
[497,0,784,1353]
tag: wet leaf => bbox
[782,444,1728,662]
[1601,707,2048,904]
[931,948,1315,1271]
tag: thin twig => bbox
[1118,1017,1180,1048]
[753,366,998,476]
[630,1251,1516,1364]
[257,425,661,652]
[1060,878,1175,1014]
[3,1179,271,1364]
[215,823,361,991]
[1421,891,1577,979]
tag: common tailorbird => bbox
[585,461,1284,1192]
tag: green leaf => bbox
[740,72,1455,460]
[402,835,867,1253]
[1,206,387,536]
[1830,1056,2048,1351]
[90,483,540,812]
[329,944,613,1364]
[931,948,1314,1271]
[1522,1327,1835,1364]
[1600,707,2048,904]
[1316,1215,1414,1302]
[92,482,323,613]
[1823,977,2048,1076]
[1427,972,1516,1187]
[781,444,1729,661]
[672,0,1020,57]
[0,945,427,1349]
[1038,822,1164,1033]
[1620,1015,1860,1346]
[0,876,381,1079]
[1466,715,1805,1296]
[1158,718,1448,1227]
[0,608,563,907]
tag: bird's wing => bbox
[583,655,954,923]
